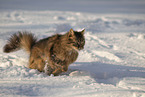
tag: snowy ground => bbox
[1,0,145,97]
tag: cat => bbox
[3,29,85,76]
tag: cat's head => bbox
[67,28,85,51]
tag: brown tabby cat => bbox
[3,29,85,76]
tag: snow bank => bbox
[0,10,145,97]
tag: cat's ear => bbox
[68,28,74,37]
[81,29,85,35]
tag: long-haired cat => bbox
[3,29,85,76]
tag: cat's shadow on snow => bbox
[66,62,145,82]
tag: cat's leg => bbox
[62,65,68,72]
[29,48,39,69]
[29,48,45,72]
[52,68,62,76]
[51,65,68,76]
[29,56,37,69]
[43,61,54,75]
[29,56,45,72]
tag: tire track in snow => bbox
[85,33,121,62]
[128,48,145,59]
[92,50,122,62]
[86,33,111,49]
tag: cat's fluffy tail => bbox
[3,32,37,53]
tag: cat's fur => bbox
[3,29,85,76]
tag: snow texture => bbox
[0,0,145,97]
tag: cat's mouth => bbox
[78,47,84,50]
[73,44,84,50]
[72,46,84,51]
[74,46,84,51]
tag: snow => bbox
[0,0,145,97]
